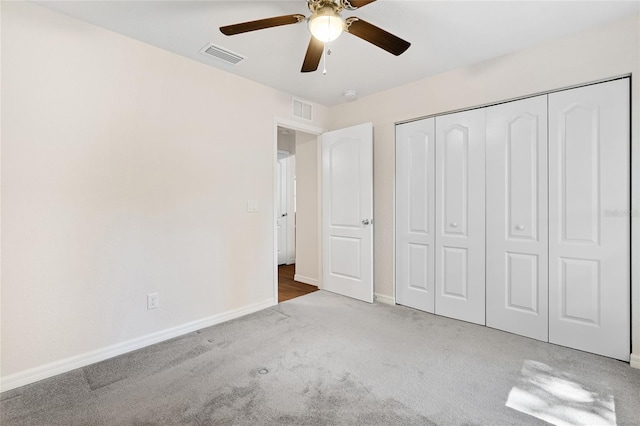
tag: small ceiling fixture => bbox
[343,90,357,101]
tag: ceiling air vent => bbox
[292,98,313,121]
[200,43,245,65]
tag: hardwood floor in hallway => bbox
[278,264,318,303]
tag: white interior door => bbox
[396,118,436,312]
[435,109,486,325]
[322,122,374,303]
[486,95,549,341]
[277,152,289,266]
[548,79,630,361]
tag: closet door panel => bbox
[396,118,436,312]
[486,95,548,341]
[435,109,485,325]
[549,78,630,361]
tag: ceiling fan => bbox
[220,0,411,73]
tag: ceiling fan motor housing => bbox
[307,0,345,14]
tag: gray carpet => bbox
[2,290,639,425]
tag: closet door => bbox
[435,109,486,325]
[548,79,630,361]
[396,118,436,312]
[486,96,548,341]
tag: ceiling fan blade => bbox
[345,17,410,56]
[343,0,377,9]
[301,36,324,73]
[220,14,305,36]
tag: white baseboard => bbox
[375,293,395,305]
[0,298,275,393]
[631,353,640,369]
[293,274,318,286]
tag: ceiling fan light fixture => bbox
[308,10,344,43]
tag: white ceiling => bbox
[36,1,639,106]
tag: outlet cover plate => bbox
[147,293,159,310]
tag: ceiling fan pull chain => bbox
[323,42,328,75]
[322,14,333,75]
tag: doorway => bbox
[276,149,293,267]
[275,122,322,303]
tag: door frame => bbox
[273,117,325,305]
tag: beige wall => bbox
[293,131,319,284]
[328,14,640,361]
[0,1,327,384]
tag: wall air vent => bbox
[292,98,313,121]
[199,43,245,65]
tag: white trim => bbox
[317,134,323,290]
[392,128,397,304]
[287,154,296,266]
[294,274,319,286]
[375,293,396,305]
[631,353,640,369]
[273,125,279,304]
[274,117,325,135]
[0,298,275,393]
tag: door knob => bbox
[516,225,524,231]
[362,219,370,226]
[450,222,458,228]
[281,213,287,217]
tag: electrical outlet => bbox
[147,293,159,310]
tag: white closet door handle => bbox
[515,225,525,231]
[450,222,458,228]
